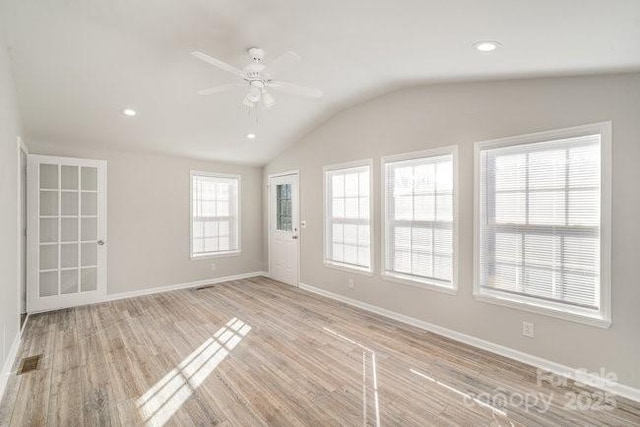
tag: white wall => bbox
[264,73,640,389]
[0,33,21,390]
[27,142,265,295]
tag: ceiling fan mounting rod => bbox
[247,47,265,62]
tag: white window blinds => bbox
[191,173,240,258]
[478,134,602,311]
[383,151,456,289]
[325,163,372,271]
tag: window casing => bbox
[474,122,611,327]
[191,171,240,258]
[382,147,458,293]
[324,161,373,273]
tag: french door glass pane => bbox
[81,167,97,191]
[40,191,58,215]
[61,218,78,242]
[39,271,58,297]
[40,219,58,243]
[40,164,58,189]
[81,268,97,292]
[81,243,97,266]
[61,192,78,215]
[39,245,58,270]
[81,218,97,241]
[81,192,97,216]
[61,243,79,268]
[61,166,79,190]
[61,270,78,294]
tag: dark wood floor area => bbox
[1,276,639,426]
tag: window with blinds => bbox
[475,123,611,325]
[191,172,240,258]
[324,161,372,272]
[383,148,457,291]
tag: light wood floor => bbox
[1,276,639,426]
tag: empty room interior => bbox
[1,1,640,425]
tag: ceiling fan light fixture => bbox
[247,85,262,103]
[262,92,275,109]
[242,96,255,108]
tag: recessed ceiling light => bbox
[473,41,501,52]
[246,133,256,139]
[122,108,137,117]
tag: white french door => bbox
[269,172,299,286]
[27,155,107,312]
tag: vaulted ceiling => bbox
[1,0,639,165]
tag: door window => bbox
[276,184,292,231]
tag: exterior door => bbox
[27,155,107,312]
[269,173,299,286]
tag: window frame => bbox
[473,122,612,328]
[190,170,242,260]
[323,159,374,275]
[381,146,459,294]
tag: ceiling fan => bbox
[191,47,323,109]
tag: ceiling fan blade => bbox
[197,82,246,96]
[266,51,301,78]
[191,51,243,76]
[268,81,323,99]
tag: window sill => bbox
[323,261,374,277]
[473,290,611,328]
[381,272,457,295]
[191,250,241,260]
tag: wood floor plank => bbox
[1,276,639,426]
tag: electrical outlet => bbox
[348,278,354,289]
[522,321,534,338]
[210,263,217,272]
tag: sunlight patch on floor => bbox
[137,317,251,427]
[410,368,508,418]
[323,326,380,427]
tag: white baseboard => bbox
[299,282,640,403]
[0,331,21,403]
[20,314,29,334]
[104,271,265,302]
[105,271,267,302]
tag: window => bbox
[382,147,457,292]
[324,160,372,273]
[475,122,611,327]
[191,171,240,258]
[276,183,292,231]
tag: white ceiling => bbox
[1,0,639,165]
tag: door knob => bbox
[97,240,105,246]
[292,235,298,240]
